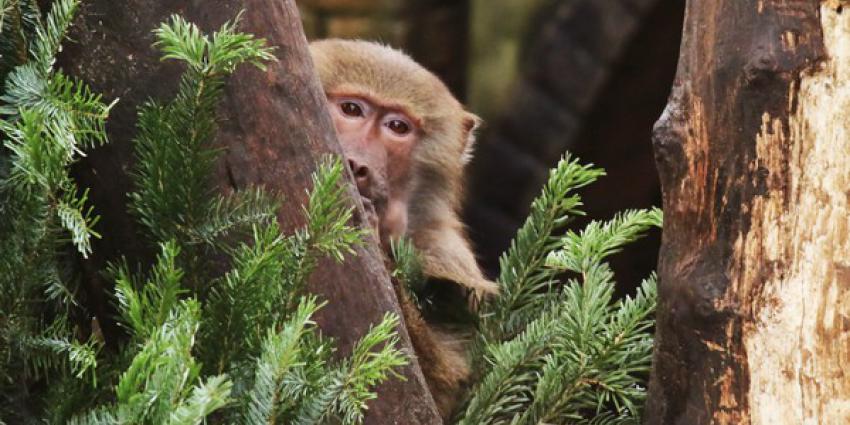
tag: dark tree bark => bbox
[646,1,850,424]
[61,1,441,423]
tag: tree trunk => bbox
[61,1,441,423]
[646,1,850,424]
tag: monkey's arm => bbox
[412,214,499,304]
[393,278,471,419]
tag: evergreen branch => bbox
[458,305,563,425]
[390,237,426,309]
[57,186,101,258]
[115,300,203,424]
[0,0,39,81]
[480,154,604,343]
[242,298,319,425]
[28,335,99,384]
[128,99,214,244]
[168,375,233,425]
[207,11,276,73]
[20,316,99,384]
[513,267,655,424]
[0,65,114,147]
[460,155,660,424]
[153,12,275,75]
[516,265,616,424]
[334,313,408,424]
[582,412,641,425]
[0,0,14,32]
[0,4,112,260]
[153,14,206,70]
[303,156,365,262]
[1,108,67,189]
[66,407,118,425]
[201,224,294,372]
[114,241,185,340]
[30,0,77,72]
[546,208,662,274]
[130,13,274,248]
[293,314,406,425]
[40,260,76,307]
[187,188,279,248]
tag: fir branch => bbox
[242,297,319,425]
[0,0,13,32]
[27,335,99,384]
[114,300,209,424]
[129,13,274,248]
[546,208,662,274]
[114,241,185,340]
[187,187,279,248]
[40,259,75,307]
[0,0,40,81]
[390,237,426,309]
[66,407,118,425]
[514,268,655,424]
[20,316,100,383]
[303,156,365,262]
[128,99,215,244]
[0,4,111,402]
[460,156,661,424]
[57,187,101,258]
[30,0,76,72]
[1,107,68,189]
[480,154,604,343]
[293,314,406,425]
[153,14,206,70]
[458,306,563,425]
[0,65,115,149]
[153,12,274,76]
[201,224,294,371]
[168,375,233,425]
[0,1,112,261]
[460,267,656,424]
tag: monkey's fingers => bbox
[466,279,499,312]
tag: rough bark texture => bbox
[61,1,441,423]
[647,1,850,424]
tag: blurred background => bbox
[296,0,685,295]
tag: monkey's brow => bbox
[330,90,422,127]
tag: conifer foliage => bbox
[1,1,663,424]
[392,156,661,424]
[458,157,661,424]
[0,0,110,418]
[0,2,405,423]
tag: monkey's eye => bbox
[340,101,364,117]
[386,119,411,135]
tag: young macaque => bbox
[310,39,497,418]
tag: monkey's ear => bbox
[461,113,482,165]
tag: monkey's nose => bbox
[347,158,371,193]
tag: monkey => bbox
[309,39,498,418]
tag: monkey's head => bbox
[310,39,497,297]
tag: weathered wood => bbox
[62,1,441,423]
[646,1,850,424]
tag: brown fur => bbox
[394,281,470,418]
[310,39,498,418]
[310,39,497,298]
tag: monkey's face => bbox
[327,93,419,248]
